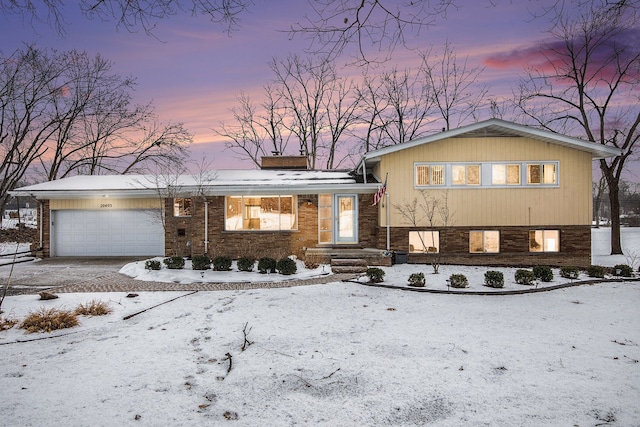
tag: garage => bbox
[52,209,164,256]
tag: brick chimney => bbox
[261,155,308,170]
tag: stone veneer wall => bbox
[376,225,592,268]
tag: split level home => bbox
[13,119,620,268]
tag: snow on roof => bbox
[12,170,373,199]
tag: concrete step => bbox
[331,265,368,274]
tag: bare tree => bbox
[419,41,488,130]
[515,0,640,254]
[288,0,454,64]
[216,88,289,167]
[0,46,192,221]
[0,0,253,36]
[394,189,453,274]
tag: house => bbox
[13,119,620,267]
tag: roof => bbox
[12,170,378,199]
[359,118,623,169]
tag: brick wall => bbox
[376,225,592,268]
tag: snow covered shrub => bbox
[532,265,553,282]
[258,257,277,274]
[408,272,425,287]
[191,255,211,270]
[587,265,606,278]
[145,260,161,270]
[163,256,185,269]
[515,269,535,285]
[613,264,633,277]
[276,258,297,275]
[484,271,504,288]
[213,256,232,271]
[366,267,385,283]
[560,266,580,279]
[20,307,79,333]
[448,274,468,288]
[237,257,255,272]
[75,300,112,316]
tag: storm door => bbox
[318,194,359,245]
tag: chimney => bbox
[261,155,308,170]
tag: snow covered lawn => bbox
[0,228,638,426]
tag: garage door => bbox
[53,210,165,256]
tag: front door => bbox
[335,195,358,244]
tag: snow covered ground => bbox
[0,228,639,426]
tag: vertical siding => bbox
[378,136,593,227]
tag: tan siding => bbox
[50,198,162,210]
[378,136,593,227]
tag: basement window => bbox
[529,230,559,252]
[469,230,500,253]
[409,231,440,253]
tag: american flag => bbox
[372,175,387,206]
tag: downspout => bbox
[386,192,390,251]
[204,200,209,254]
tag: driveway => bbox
[0,257,140,296]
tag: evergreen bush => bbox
[237,257,255,272]
[484,271,504,288]
[145,260,161,270]
[276,257,297,275]
[163,256,185,269]
[212,256,232,271]
[191,255,211,270]
[560,266,580,279]
[613,264,633,277]
[532,265,553,282]
[587,265,606,278]
[366,267,385,283]
[257,257,277,274]
[408,272,425,287]
[448,274,469,288]
[515,269,536,285]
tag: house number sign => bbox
[100,203,113,208]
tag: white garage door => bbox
[53,210,165,256]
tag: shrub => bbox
[145,260,161,271]
[587,265,606,278]
[276,257,298,275]
[20,307,79,333]
[191,255,211,270]
[163,256,185,270]
[484,271,504,288]
[213,256,232,271]
[515,269,536,285]
[560,266,580,279]
[0,315,18,331]
[408,272,426,287]
[75,300,112,316]
[366,267,385,283]
[237,257,255,272]
[613,264,634,277]
[257,257,277,274]
[448,274,469,289]
[532,265,554,282]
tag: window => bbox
[492,164,521,185]
[415,164,445,186]
[469,230,500,253]
[529,230,559,252]
[318,194,333,244]
[225,195,297,231]
[173,198,192,217]
[409,231,440,253]
[527,163,557,184]
[452,164,481,186]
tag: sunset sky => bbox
[1,1,635,178]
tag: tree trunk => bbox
[607,180,623,255]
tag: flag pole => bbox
[386,191,390,251]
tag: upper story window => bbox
[415,164,445,186]
[452,164,481,186]
[173,198,192,217]
[415,161,558,188]
[225,195,297,231]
